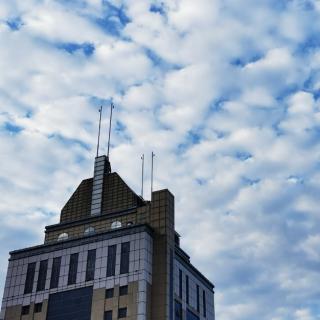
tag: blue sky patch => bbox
[6,17,23,31]
[57,42,95,56]
[3,122,23,134]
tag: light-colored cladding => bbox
[1,231,153,320]
[174,259,215,320]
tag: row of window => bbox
[24,242,130,294]
[175,301,200,320]
[21,302,42,316]
[178,269,206,317]
[105,285,128,299]
[104,307,127,319]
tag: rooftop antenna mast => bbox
[107,102,115,158]
[96,106,103,157]
[141,154,144,198]
[151,151,155,198]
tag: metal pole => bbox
[107,103,114,158]
[151,151,155,197]
[96,106,103,157]
[141,154,144,198]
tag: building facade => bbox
[0,155,215,320]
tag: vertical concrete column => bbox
[90,155,110,216]
[149,189,175,320]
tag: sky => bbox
[0,0,320,319]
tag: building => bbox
[0,155,215,320]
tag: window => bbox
[24,262,36,294]
[34,302,42,313]
[111,221,122,229]
[68,253,79,285]
[50,257,61,289]
[120,242,130,274]
[119,285,128,296]
[85,249,96,281]
[175,300,182,320]
[105,288,114,299]
[118,307,127,318]
[84,227,95,236]
[104,310,112,320]
[187,309,200,320]
[196,285,200,312]
[186,275,189,305]
[37,260,48,291]
[179,269,182,299]
[57,233,68,241]
[21,305,30,315]
[203,290,206,317]
[106,245,116,277]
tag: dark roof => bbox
[60,172,144,223]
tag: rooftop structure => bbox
[0,153,215,320]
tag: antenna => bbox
[107,102,115,158]
[151,151,155,197]
[141,154,144,198]
[96,106,103,157]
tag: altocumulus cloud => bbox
[1,0,320,319]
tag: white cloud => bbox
[1,1,320,320]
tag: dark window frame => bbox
[24,262,36,294]
[50,257,61,289]
[85,249,96,281]
[106,245,117,277]
[179,269,183,299]
[34,302,42,313]
[196,284,200,312]
[105,288,114,299]
[104,310,112,320]
[186,275,189,305]
[119,285,128,296]
[118,307,127,318]
[120,242,130,274]
[203,289,206,317]
[68,253,79,285]
[21,305,30,315]
[37,260,48,291]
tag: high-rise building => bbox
[0,155,215,320]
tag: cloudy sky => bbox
[1,0,320,319]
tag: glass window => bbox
[118,307,127,318]
[203,290,206,317]
[187,309,200,320]
[34,303,42,313]
[24,262,36,294]
[106,245,116,277]
[119,285,128,296]
[196,285,200,312]
[104,310,112,320]
[37,260,48,291]
[179,269,182,299]
[105,288,114,299]
[84,227,95,235]
[85,249,96,281]
[175,300,182,320]
[50,257,61,289]
[120,242,130,274]
[68,253,79,285]
[57,233,68,241]
[186,275,189,305]
[21,305,30,315]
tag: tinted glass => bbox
[68,253,79,285]
[104,310,112,320]
[106,245,116,277]
[175,300,182,320]
[120,242,130,274]
[37,260,48,291]
[186,275,189,304]
[50,257,61,289]
[118,307,127,318]
[187,309,200,320]
[24,263,36,294]
[86,249,96,281]
[105,288,114,299]
[119,285,128,296]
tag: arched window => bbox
[111,221,122,229]
[84,227,95,236]
[57,233,69,241]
